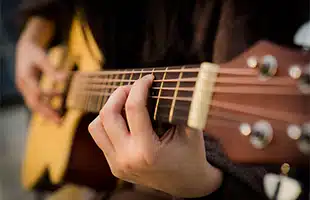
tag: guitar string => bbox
[77,85,301,95]
[69,89,306,125]
[75,67,257,76]
[64,66,258,78]
[155,107,291,131]
[77,76,296,86]
[68,99,298,129]
[68,74,305,124]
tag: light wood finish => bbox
[46,185,96,200]
[21,15,103,189]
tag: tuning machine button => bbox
[298,123,310,155]
[287,123,310,155]
[298,65,310,94]
[289,64,310,94]
[239,121,273,149]
[247,55,278,80]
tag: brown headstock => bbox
[205,40,309,166]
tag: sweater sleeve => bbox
[185,135,270,200]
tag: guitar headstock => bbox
[204,40,309,166]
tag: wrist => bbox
[171,163,223,198]
[19,17,54,48]
[203,163,223,195]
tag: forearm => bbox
[18,17,55,48]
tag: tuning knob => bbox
[247,55,278,80]
[289,64,310,94]
[298,123,310,155]
[298,66,310,94]
[240,121,273,149]
[287,123,310,155]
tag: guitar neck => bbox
[55,40,310,166]
[66,64,209,126]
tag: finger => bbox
[34,50,67,81]
[41,89,63,97]
[125,74,154,138]
[89,116,115,158]
[21,73,60,120]
[25,96,61,123]
[101,85,131,148]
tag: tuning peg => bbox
[288,64,310,94]
[239,120,273,149]
[298,123,310,155]
[298,65,310,94]
[294,21,310,50]
[247,55,278,80]
[287,123,310,155]
[264,163,302,200]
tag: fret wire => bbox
[128,69,134,85]
[139,69,144,79]
[154,67,168,120]
[93,75,100,112]
[85,75,91,111]
[120,69,127,86]
[96,74,106,111]
[96,77,104,111]
[102,75,110,104]
[169,66,185,122]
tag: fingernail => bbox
[89,116,99,132]
[143,74,154,81]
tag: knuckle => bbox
[111,159,130,178]
[99,106,110,123]
[125,100,139,113]
[111,168,124,179]
[88,123,94,134]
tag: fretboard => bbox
[66,65,200,125]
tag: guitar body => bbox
[22,16,116,191]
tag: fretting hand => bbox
[88,74,223,198]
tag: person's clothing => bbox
[17,0,310,200]
[0,0,23,107]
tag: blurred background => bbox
[0,0,34,199]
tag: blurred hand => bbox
[15,40,66,123]
[88,74,223,198]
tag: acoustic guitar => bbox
[21,14,310,192]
